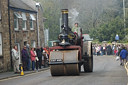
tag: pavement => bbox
[0,67,49,80]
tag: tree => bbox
[35,0,61,40]
[90,17,125,42]
[34,0,125,42]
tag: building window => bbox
[14,12,22,31]
[30,14,36,30]
[22,13,27,30]
[22,21,26,30]
[14,15,18,30]
[30,19,33,30]
[31,40,36,48]
[0,33,2,56]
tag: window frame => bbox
[30,19,34,30]
[14,14,19,31]
[22,13,27,30]
[29,14,36,30]
[30,14,36,20]
[14,12,22,31]
[22,20,27,30]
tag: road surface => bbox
[0,55,128,85]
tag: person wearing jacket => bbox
[72,23,81,37]
[21,46,29,71]
[120,46,128,66]
[26,44,31,71]
[30,47,36,70]
[12,45,20,73]
[36,46,42,69]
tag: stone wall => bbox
[10,9,38,62]
[0,0,11,72]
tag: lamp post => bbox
[36,3,40,47]
[60,18,62,32]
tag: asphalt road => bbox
[0,55,128,85]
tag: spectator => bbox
[105,44,107,55]
[100,45,103,56]
[112,44,115,55]
[26,44,31,71]
[92,45,96,55]
[41,47,44,66]
[43,47,49,58]
[96,45,100,56]
[95,45,98,56]
[117,45,121,56]
[43,50,49,67]
[114,47,117,56]
[12,45,20,73]
[33,48,39,71]
[30,47,36,70]
[36,46,43,70]
[120,46,127,66]
[21,46,29,71]
[106,44,112,55]
[103,45,106,55]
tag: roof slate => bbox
[10,0,37,12]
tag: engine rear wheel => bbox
[83,41,93,72]
[84,57,93,72]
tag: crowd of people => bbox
[93,44,128,66]
[11,44,49,73]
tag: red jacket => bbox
[30,50,36,61]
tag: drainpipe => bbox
[36,3,40,47]
[8,0,13,68]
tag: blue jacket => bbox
[120,49,128,59]
[21,49,29,61]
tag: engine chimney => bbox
[62,9,69,32]
[59,9,70,46]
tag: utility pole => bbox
[123,0,126,29]
[60,18,62,32]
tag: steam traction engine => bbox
[49,9,93,76]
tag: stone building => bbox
[0,0,10,72]
[0,0,45,72]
